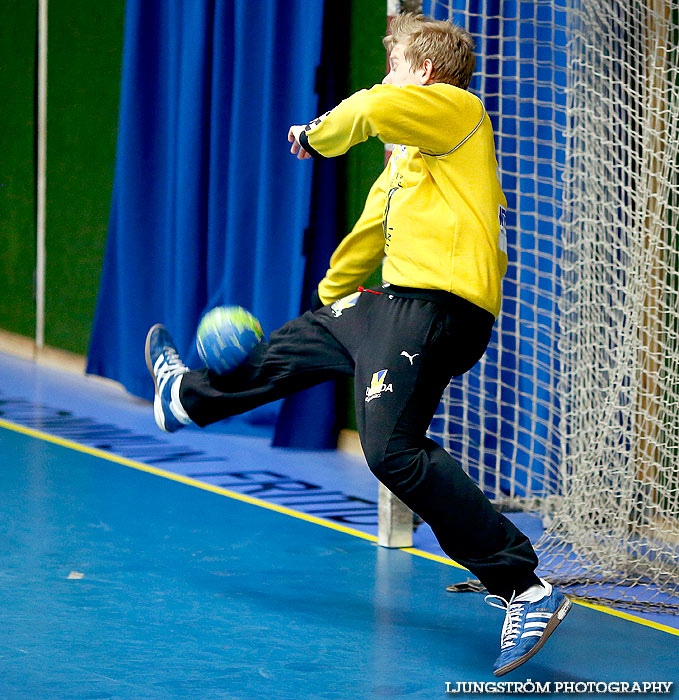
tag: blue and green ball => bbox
[196,306,264,375]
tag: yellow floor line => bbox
[567,598,679,636]
[2,416,678,638]
[0,418,378,544]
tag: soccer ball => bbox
[196,306,264,375]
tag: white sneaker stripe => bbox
[526,612,553,619]
[153,395,167,432]
[521,631,545,638]
[170,374,191,424]
[158,370,172,396]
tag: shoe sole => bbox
[493,597,572,677]
[145,324,170,433]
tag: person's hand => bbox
[288,125,311,159]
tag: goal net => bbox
[423,0,679,612]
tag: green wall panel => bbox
[45,0,124,354]
[340,0,387,431]
[346,0,388,232]
[0,1,38,338]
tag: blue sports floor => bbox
[1,352,677,699]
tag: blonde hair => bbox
[383,13,476,89]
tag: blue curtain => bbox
[424,0,568,498]
[87,0,325,430]
[272,1,350,450]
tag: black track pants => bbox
[180,288,540,599]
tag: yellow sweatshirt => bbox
[300,83,508,318]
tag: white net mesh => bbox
[425,0,679,612]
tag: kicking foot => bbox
[486,580,572,676]
[145,324,192,433]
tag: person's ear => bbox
[420,58,434,85]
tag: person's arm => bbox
[295,83,484,159]
[316,167,389,305]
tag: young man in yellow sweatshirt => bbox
[146,13,570,676]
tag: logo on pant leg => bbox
[365,369,394,403]
[331,292,360,317]
[400,350,419,365]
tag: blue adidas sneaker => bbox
[486,581,572,676]
[145,324,192,433]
